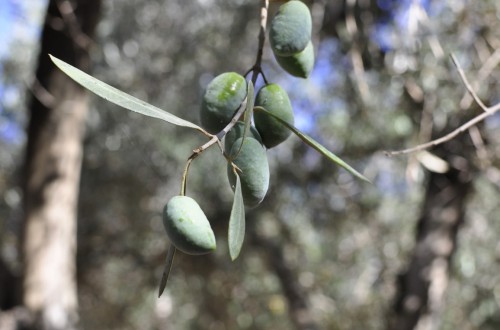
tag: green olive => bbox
[274,40,314,78]
[162,196,216,255]
[200,72,247,133]
[227,137,269,208]
[269,0,312,56]
[254,83,294,148]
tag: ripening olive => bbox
[227,137,270,208]
[269,0,312,56]
[274,40,314,78]
[163,196,216,255]
[200,72,247,133]
[254,83,294,148]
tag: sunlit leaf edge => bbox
[254,106,371,183]
[49,55,206,133]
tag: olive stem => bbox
[251,0,269,85]
[179,0,270,194]
[179,135,225,194]
[385,54,500,156]
[180,157,194,196]
[244,0,270,85]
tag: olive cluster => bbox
[163,72,295,254]
[48,1,364,293]
[163,1,314,256]
[204,72,296,205]
[270,0,314,78]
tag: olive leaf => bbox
[228,172,245,261]
[254,106,370,183]
[158,244,176,297]
[232,80,255,159]
[242,80,255,142]
[49,55,206,134]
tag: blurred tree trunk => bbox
[390,137,474,330]
[0,259,20,311]
[21,0,101,329]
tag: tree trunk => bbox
[22,1,101,329]
[390,138,474,330]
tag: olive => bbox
[254,83,294,148]
[274,40,314,78]
[269,0,312,56]
[227,137,270,208]
[163,196,216,255]
[200,72,247,133]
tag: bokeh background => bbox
[1,0,500,329]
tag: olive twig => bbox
[180,139,211,196]
[162,0,271,297]
[220,0,270,138]
[385,54,500,156]
[243,0,270,85]
[180,157,195,196]
[180,135,226,196]
[231,163,242,176]
[216,96,249,140]
[180,98,244,196]
[251,0,270,84]
[179,0,270,195]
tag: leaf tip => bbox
[230,251,240,261]
[228,174,245,261]
[356,173,372,184]
[48,53,58,64]
[48,54,64,71]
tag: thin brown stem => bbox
[251,0,269,84]
[385,54,500,156]
[386,105,500,156]
[180,157,195,196]
[451,54,488,112]
[459,48,500,110]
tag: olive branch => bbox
[49,0,369,298]
[385,54,500,156]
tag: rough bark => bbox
[390,138,474,330]
[21,1,101,329]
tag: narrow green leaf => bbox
[242,80,255,140]
[228,173,245,261]
[254,106,370,183]
[233,80,254,158]
[49,55,206,133]
[158,244,176,298]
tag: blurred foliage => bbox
[1,0,500,329]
